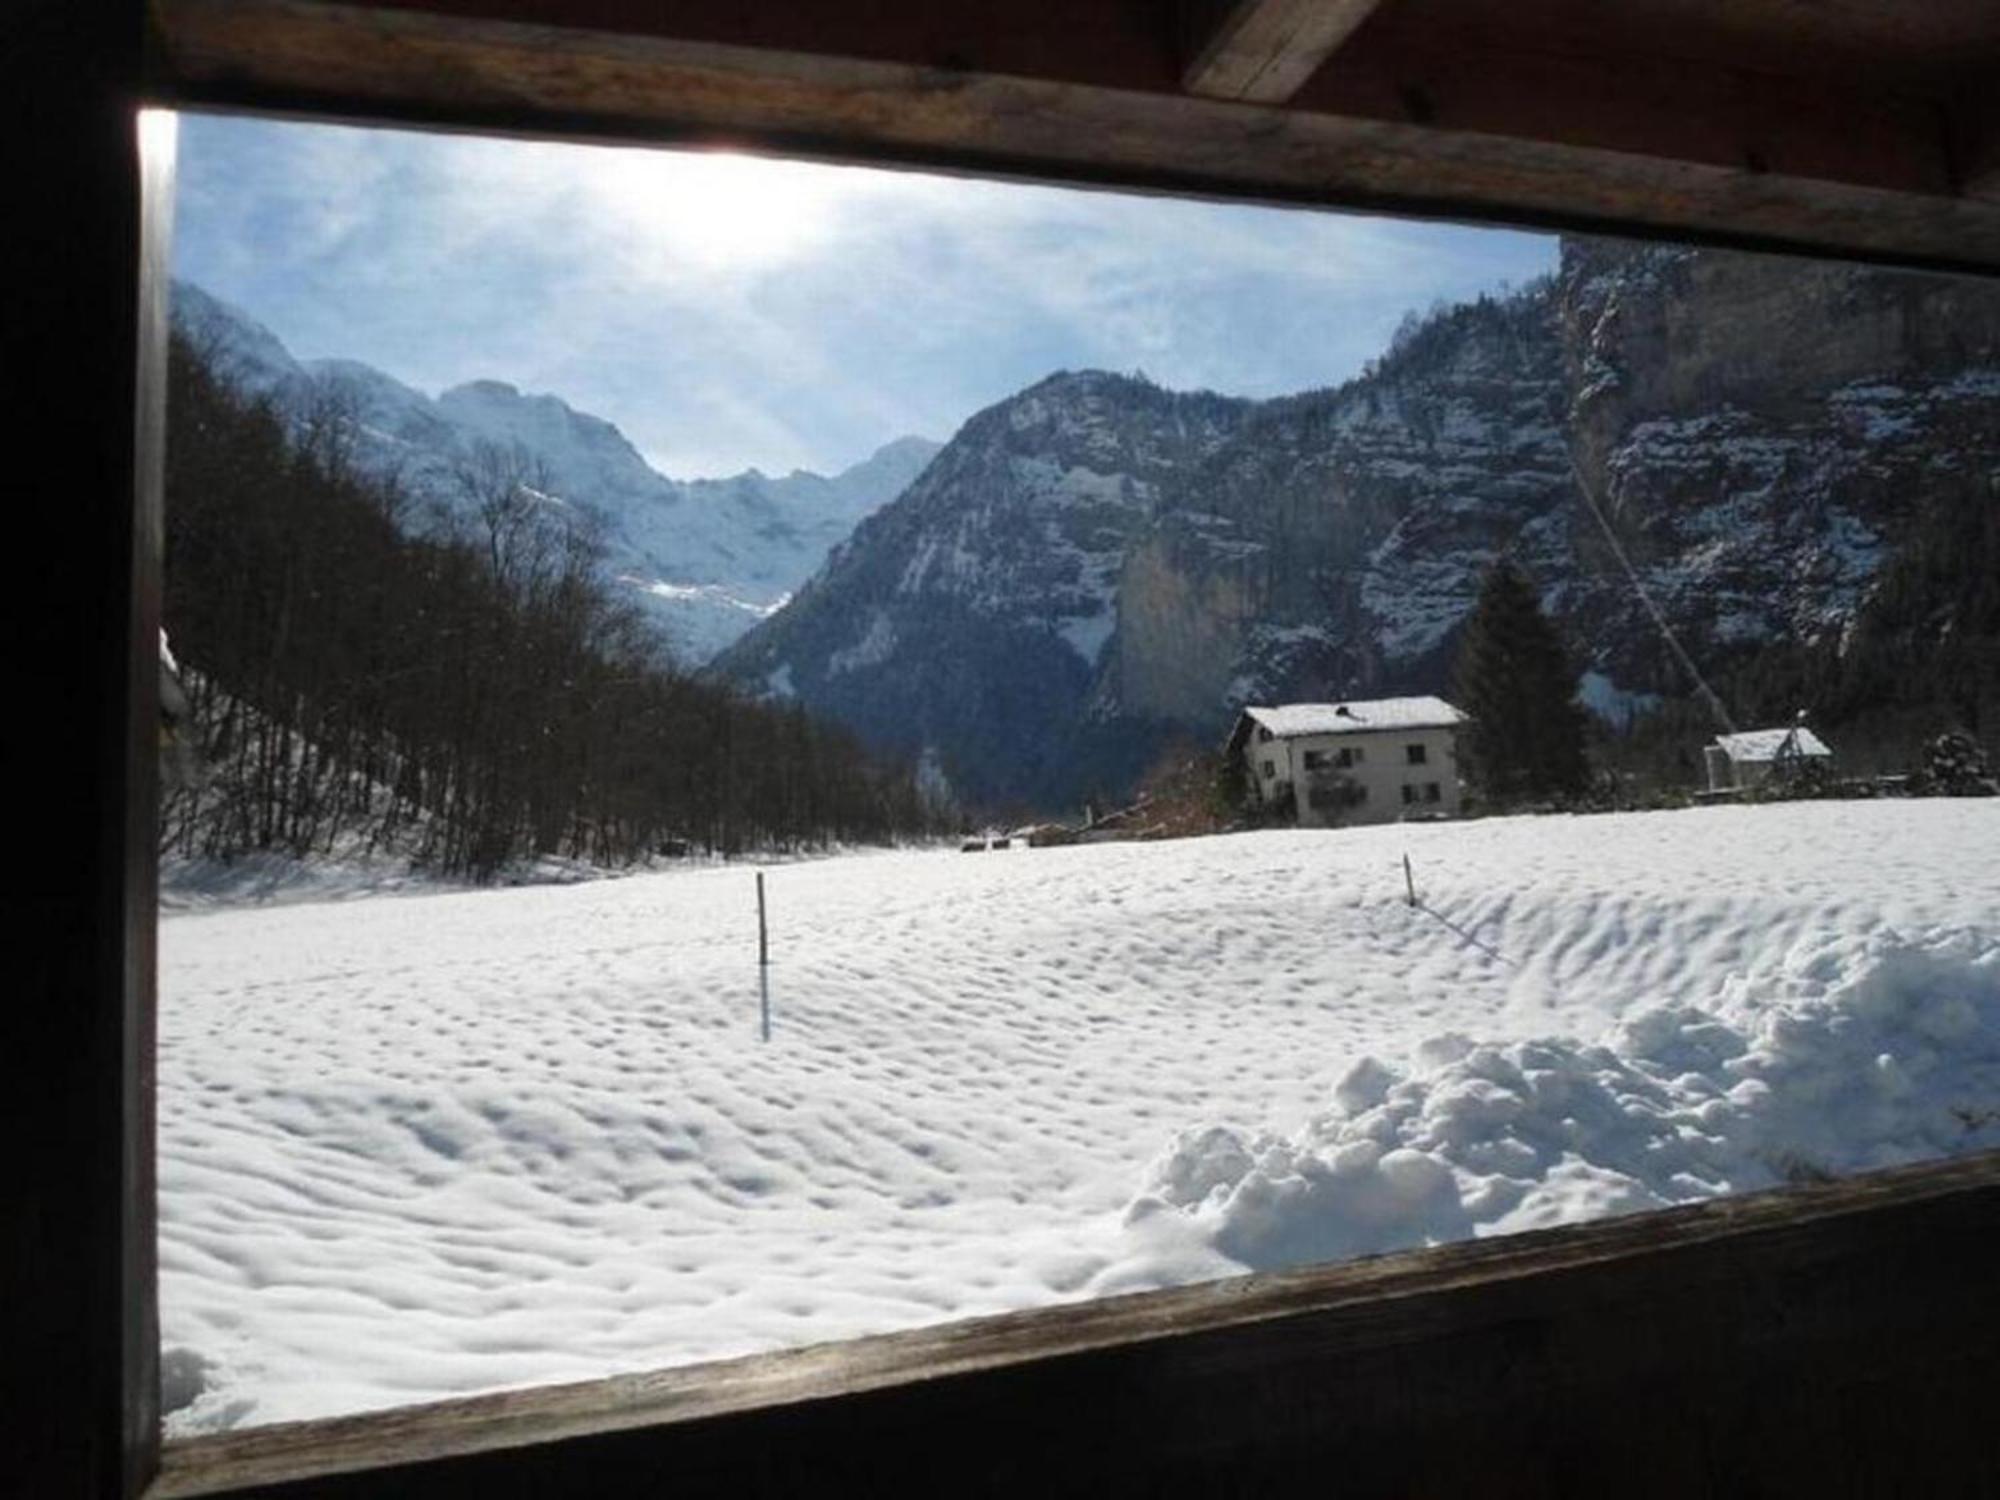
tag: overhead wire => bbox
[1565,449,1739,735]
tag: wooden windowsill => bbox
[151,1147,2000,1497]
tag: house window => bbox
[1406,743,1428,765]
[1343,746,1363,767]
[1401,784,1417,804]
[1261,759,1276,779]
[1308,782,1357,810]
[1257,726,1273,742]
[1424,782,1441,803]
[1302,749,1327,771]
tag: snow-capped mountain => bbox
[172,282,939,662]
[715,237,2000,810]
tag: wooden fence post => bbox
[757,872,770,1041]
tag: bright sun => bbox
[586,145,855,275]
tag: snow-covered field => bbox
[158,802,2000,1434]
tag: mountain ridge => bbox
[171,280,941,663]
[714,237,2000,811]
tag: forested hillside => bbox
[161,331,936,877]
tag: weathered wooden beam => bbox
[6,3,165,1497]
[153,0,1984,198]
[1181,0,1384,103]
[150,0,2000,275]
[1956,82,2000,202]
[151,1150,2000,1497]
[1300,36,1956,196]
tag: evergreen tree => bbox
[1453,560,1591,802]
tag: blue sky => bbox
[172,113,1557,480]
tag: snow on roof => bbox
[1240,697,1468,740]
[1713,726,1832,762]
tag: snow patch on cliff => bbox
[829,611,898,676]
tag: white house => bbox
[1226,697,1470,828]
[1704,724,1833,792]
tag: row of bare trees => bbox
[161,330,937,876]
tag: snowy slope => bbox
[172,282,939,662]
[159,800,2000,1432]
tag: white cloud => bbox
[173,115,1558,478]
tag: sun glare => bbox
[588,145,851,274]
[139,107,179,172]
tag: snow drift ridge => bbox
[1118,928,2000,1277]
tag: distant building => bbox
[1226,697,1469,828]
[1704,724,1832,792]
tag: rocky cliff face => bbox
[721,238,2000,812]
[1112,288,1576,726]
[715,373,1253,805]
[1556,240,2000,694]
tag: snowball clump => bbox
[1119,929,2000,1275]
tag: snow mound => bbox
[1114,928,2000,1278]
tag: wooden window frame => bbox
[13,4,2000,1497]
